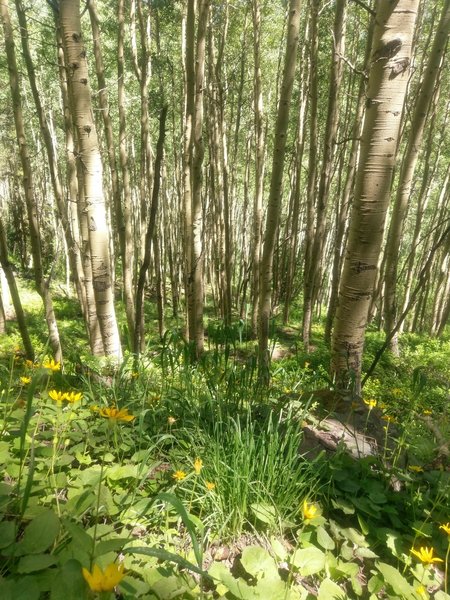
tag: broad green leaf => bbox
[94,537,131,557]
[61,518,93,549]
[17,553,58,573]
[208,562,256,600]
[240,546,278,579]
[435,592,450,600]
[50,559,87,600]
[316,526,335,550]
[0,576,40,600]
[290,547,326,576]
[0,520,16,549]
[151,574,195,600]
[16,509,60,555]
[106,464,139,481]
[331,498,355,515]
[317,578,346,599]
[376,562,415,598]
[368,575,384,594]
[355,547,378,559]
[250,502,277,526]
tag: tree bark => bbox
[331,0,419,392]
[59,0,122,360]
[383,0,450,354]
[1,0,62,361]
[258,0,302,377]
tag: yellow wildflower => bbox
[302,500,318,521]
[167,416,176,425]
[65,391,82,404]
[382,415,396,424]
[205,481,216,491]
[131,371,139,379]
[408,465,424,473]
[416,585,427,598]
[172,470,186,481]
[98,406,135,422]
[410,546,444,564]
[25,359,35,369]
[20,376,31,385]
[193,458,203,475]
[439,523,450,535]
[49,390,67,406]
[82,562,125,592]
[392,388,402,397]
[42,358,61,372]
[423,410,432,416]
[364,399,377,409]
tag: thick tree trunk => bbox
[258,0,302,377]
[383,0,450,354]
[1,0,62,362]
[331,0,419,392]
[59,0,122,360]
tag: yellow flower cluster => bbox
[82,563,125,592]
[49,389,82,406]
[92,405,135,422]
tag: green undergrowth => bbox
[0,291,449,598]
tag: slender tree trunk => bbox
[258,0,302,377]
[0,216,34,360]
[134,106,167,353]
[189,0,209,357]
[1,0,62,361]
[115,0,136,344]
[303,0,346,348]
[250,0,265,337]
[383,0,450,354]
[331,0,419,393]
[59,0,122,360]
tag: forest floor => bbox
[0,281,449,599]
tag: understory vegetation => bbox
[0,284,449,599]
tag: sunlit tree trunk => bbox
[1,0,62,361]
[59,0,122,360]
[331,0,419,392]
[258,0,302,377]
[383,0,450,354]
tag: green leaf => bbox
[290,547,326,576]
[17,553,58,573]
[317,578,346,599]
[355,547,378,559]
[240,546,278,579]
[316,526,335,550]
[106,464,139,481]
[250,503,277,526]
[157,492,202,568]
[357,513,369,536]
[368,575,383,594]
[376,562,415,597]
[0,576,40,600]
[331,498,355,515]
[208,562,255,600]
[94,537,130,557]
[16,509,60,555]
[0,520,16,549]
[50,559,87,600]
[61,518,93,550]
[123,545,211,579]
